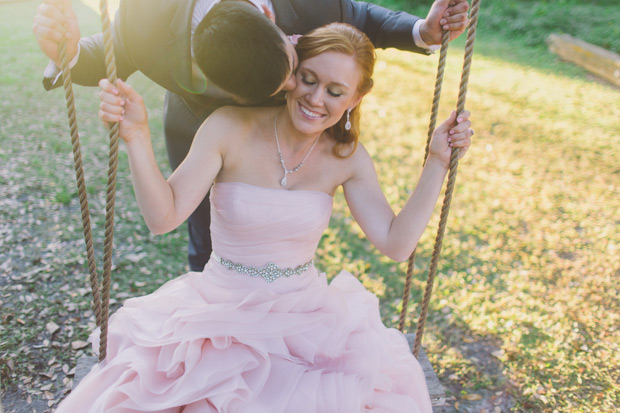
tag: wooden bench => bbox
[547,33,620,87]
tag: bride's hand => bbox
[427,110,473,169]
[98,79,149,143]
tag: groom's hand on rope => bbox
[428,110,473,169]
[33,0,80,68]
[98,79,149,144]
[420,0,470,45]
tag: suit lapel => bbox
[272,0,341,35]
[165,0,198,94]
[272,0,299,34]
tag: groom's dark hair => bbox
[193,0,291,103]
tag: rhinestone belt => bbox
[211,253,314,283]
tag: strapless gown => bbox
[57,182,432,412]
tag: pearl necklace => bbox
[274,113,320,187]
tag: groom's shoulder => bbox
[119,0,185,21]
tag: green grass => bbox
[375,0,620,55]
[1,0,619,411]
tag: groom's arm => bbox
[343,0,426,54]
[343,0,469,53]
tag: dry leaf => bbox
[491,349,505,358]
[46,321,60,335]
[462,393,483,401]
[71,340,90,350]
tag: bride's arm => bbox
[98,79,224,234]
[342,110,471,261]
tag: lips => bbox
[299,103,324,119]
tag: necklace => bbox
[274,113,320,187]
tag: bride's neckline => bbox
[214,181,333,198]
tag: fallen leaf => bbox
[491,349,505,358]
[46,321,60,335]
[71,340,90,350]
[462,393,483,401]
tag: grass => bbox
[1,0,619,411]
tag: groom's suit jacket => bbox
[48,0,426,115]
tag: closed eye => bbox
[301,77,316,86]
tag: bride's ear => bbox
[350,94,365,111]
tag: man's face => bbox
[272,33,299,95]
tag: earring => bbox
[345,108,352,131]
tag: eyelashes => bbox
[300,76,343,97]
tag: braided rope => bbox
[58,40,104,333]
[398,30,451,333]
[412,0,482,358]
[98,0,121,362]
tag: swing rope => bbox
[58,39,104,338]
[398,29,451,334]
[398,0,482,359]
[97,0,121,363]
[58,0,119,363]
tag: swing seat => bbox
[74,334,446,408]
[405,333,446,407]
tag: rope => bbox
[58,40,104,335]
[412,0,482,358]
[58,0,119,363]
[98,0,121,362]
[398,30,451,333]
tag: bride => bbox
[58,23,472,412]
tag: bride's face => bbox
[286,51,362,136]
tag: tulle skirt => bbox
[57,260,432,412]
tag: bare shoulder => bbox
[347,142,375,172]
[322,140,376,191]
[194,106,265,148]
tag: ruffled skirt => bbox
[57,260,432,412]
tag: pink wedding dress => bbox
[57,182,432,412]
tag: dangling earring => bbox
[345,108,352,131]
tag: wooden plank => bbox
[74,354,98,385]
[406,333,446,407]
[74,337,447,407]
[546,33,620,87]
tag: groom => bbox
[34,0,470,271]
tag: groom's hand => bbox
[33,0,80,67]
[420,0,470,46]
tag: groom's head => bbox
[193,0,298,104]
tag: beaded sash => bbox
[211,253,314,283]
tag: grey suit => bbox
[48,0,428,271]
